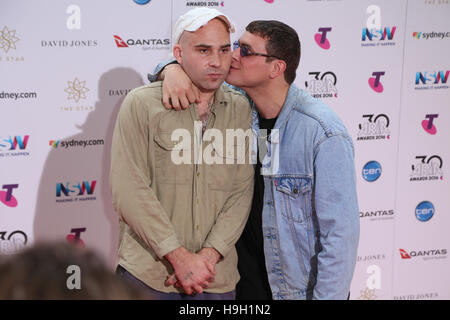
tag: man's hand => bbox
[164,246,215,295]
[161,64,200,110]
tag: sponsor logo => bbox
[304,71,338,98]
[61,78,93,112]
[368,71,385,93]
[357,114,390,141]
[0,135,30,157]
[108,89,133,97]
[56,180,97,203]
[394,292,439,300]
[424,0,449,6]
[399,248,447,260]
[66,228,87,247]
[361,26,397,47]
[413,31,450,40]
[362,161,382,182]
[359,209,394,221]
[0,184,19,207]
[0,26,20,54]
[113,35,170,50]
[0,91,37,100]
[41,40,98,48]
[0,230,28,254]
[133,0,151,4]
[410,155,443,181]
[357,254,386,263]
[415,201,435,222]
[49,138,104,149]
[422,114,438,135]
[415,70,449,90]
[314,27,332,50]
[185,1,225,6]
[0,26,24,62]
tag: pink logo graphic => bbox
[314,27,332,50]
[66,228,86,247]
[0,184,19,207]
[264,0,274,3]
[368,71,385,93]
[422,114,438,135]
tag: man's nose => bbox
[209,52,221,67]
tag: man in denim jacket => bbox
[153,20,359,300]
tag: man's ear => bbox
[173,44,183,65]
[269,60,287,80]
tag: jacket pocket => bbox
[275,177,312,224]
[154,132,189,184]
[206,140,240,191]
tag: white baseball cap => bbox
[173,7,236,45]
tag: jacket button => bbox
[293,188,298,194]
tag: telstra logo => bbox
[422,114,438,135]
[315,28,332,50]
[368,72,385,93]
[0,184,19,207]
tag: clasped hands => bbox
[164,246,221,295]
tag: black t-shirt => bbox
[235,115,277,300]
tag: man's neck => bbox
[197,91,215,122]
[244,81,290,119]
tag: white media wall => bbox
[0,0,449,300]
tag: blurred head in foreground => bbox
[0,241,146,300]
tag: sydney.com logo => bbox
[49,138,104,149]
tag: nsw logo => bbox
[362,161,382,182]
[56,180,97,203]
[415,201,434,222]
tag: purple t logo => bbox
[422,114,438,135]
[314,27,332,50]
[369,71,385,93]
[0,184,19,207]
[66,228,87,247]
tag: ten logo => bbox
[0,184,19,207]
[415,201,434,222]
[369,71,385,93]
[314,27,332,50]
[422,114,438,135]
[362,161,382,182]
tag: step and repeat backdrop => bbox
[1,0,449,300]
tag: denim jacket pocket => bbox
[275,177,312,224]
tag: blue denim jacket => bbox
[254,84,359,300]
[149,64,359,300]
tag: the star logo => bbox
[0,26,20,54]
[357,287,378,300]
[64,78,89,103]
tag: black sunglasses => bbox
[233,41,281,60]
